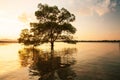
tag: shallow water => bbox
[0,42,120,80]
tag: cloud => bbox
[18,12,36,23]
[93,0,111,16]
[18,13,30,23]
[69,0,119,16]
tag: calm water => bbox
[0,42,120,80]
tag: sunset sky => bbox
[0,0,120,40]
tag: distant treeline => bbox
[0,40,18,43]
[0,40,120,43]
[68,40,120,42]
[78,40,120,42]
[63,40,120,43]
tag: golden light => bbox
[0,17,25,39]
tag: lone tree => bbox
[18,3,76,50]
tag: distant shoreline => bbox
[75,40,120,43]
[0,41,18,43]
[0,40,120,43]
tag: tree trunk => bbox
[51,42,54,51]
[51,42,54,57]
[32,46,36,62]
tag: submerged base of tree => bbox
[18,3,76,49]
[18,3,77,80]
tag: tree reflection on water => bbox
[18,47,77,80]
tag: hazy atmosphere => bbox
[0,0,120,40]
[1,1,120,80]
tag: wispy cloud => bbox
[69,0,119,16]
[18,13,29,23]
[93,0,111,16]
[18,12,36,24]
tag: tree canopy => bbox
[18,3,76,48]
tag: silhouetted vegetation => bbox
[0,40,18,43]
[76,40,120,43]
[18,3,76,51]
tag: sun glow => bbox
[0,0,120,40]
[0,12,28,39]
[0,16,26,39]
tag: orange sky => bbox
[0,0,120,40]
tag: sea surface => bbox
[0,42,120,80]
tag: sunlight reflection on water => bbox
[0,42,120,80]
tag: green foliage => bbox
[18,3,76,46]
